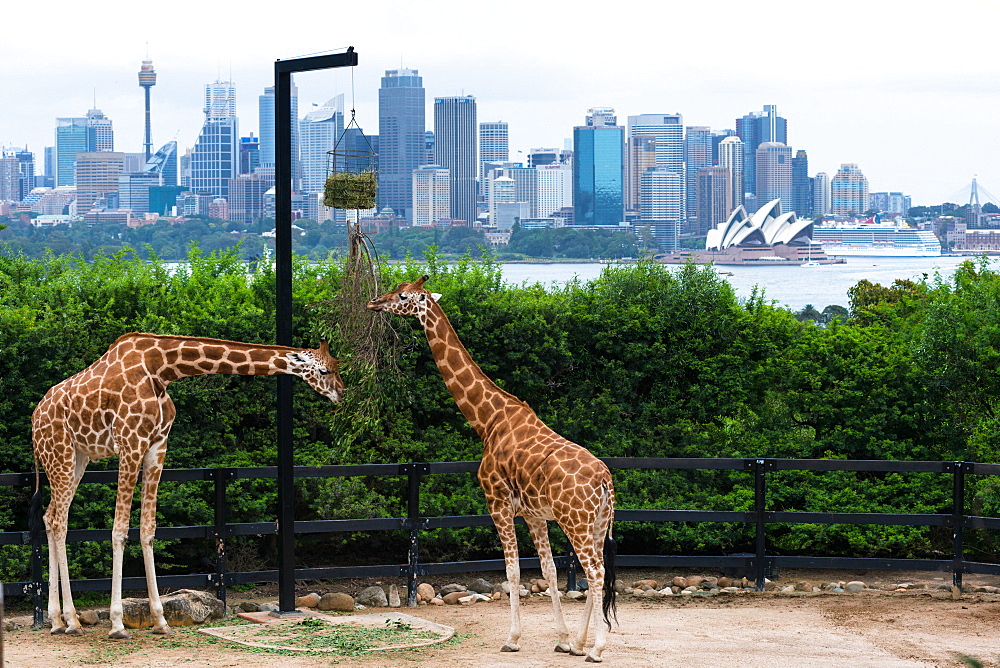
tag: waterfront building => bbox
[434,95,477,224]
[485,163,537,220]
[412,164,450,226]
[379,69,426,219]
[536,162,572,217]
[75,152,124,212]
[188,80,239,200]
[736,105,786,207]
[479,121,509,182]
[755,142,793,208]
[869,191,911,217]
[684,126,712,223]
[696,166,732,235]
[716,136,744,213]
[830,163,869,217]
[299,95,344,195]
[814,172,830,216]
[574,108,624,226]
[791,149,813,217]
[0,155,19,201]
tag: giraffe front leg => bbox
[140,448,171,635]
[525,518,571,653]
[108,462,141,640]
[490,507,522,653]
[43,512,67,634]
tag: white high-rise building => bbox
[813,172,830,216]
[412,165,450,225]
[830,164,868,216]
[536,163,572,217]
[86,109,114,152]
[299,95,344,195]
[640,167,683,221]
[205,81,237,121]
[755,142,793,208]
[479,121,508,182]
[717,136,744,213]
[490,175,516,225]
[684,126,711,221]
[628,114,685,220]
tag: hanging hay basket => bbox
[323,162,377,210]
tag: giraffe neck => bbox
[419,302,520,438]
[130,335,293,383]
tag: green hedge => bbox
[2,244,999,583]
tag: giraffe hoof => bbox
[108,629,131,640]
[585,655,604,663]
[501,644,520,652]
[50,627,66,635]
[569,648,587,657]
[151,625,173,636]
[63,627,84,635]
[555,644,571,653]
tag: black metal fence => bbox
[4,457,1000,628]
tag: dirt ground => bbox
[5,569,1000,668]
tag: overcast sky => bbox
[2,0,996,206]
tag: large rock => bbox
[439,583,467,595]
[356,586,388,608]
[318,592,355,612]
[296,593,321,608]
[388,584,401,608]
[416,583,436,602]
[122,589,224,629]
[468,578,493,594]
[442,591,467,605]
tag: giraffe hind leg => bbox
[490,507,522,653]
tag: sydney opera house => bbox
[655,199,844,265]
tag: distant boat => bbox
[813,215,942,257]
[800,261,822,268]
[717,270,734,277]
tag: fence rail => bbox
[4,457,1000,628]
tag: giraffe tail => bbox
[602,484,618,629]
[29,454,43,541]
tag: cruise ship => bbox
[813,217,942,257]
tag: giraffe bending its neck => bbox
[31,333,344,639]
[369,276,617,662]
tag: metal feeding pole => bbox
[273,46,358,616]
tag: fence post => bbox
[951,461,966,590]
[27,473,44,629]
[753,459,768,591]
[566,545,578,592]
[402,463,428,607]
[212,468,234,607]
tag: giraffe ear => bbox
[430,292,442,302]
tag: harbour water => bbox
[498,256,993,311]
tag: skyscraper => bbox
[640,167,683,222]
[716,136,744,212]
[830,163,869,216]
[189,81,239,200]
[754,142,792,207]
[696,166,732,235]
[536,162,572,218]
[574,108,624,226]
[791,149,813,217]
[74,152,124,212]
[299,95,344,194]
[479,121,509,182]
[684,126,712,223]
[86,109,114,152]
[627,114,684,222]
[434,95,477,225]
[813,172,830,216]
[627,136,656,212]
[736,105,786,207]
[258,84,299,184]
[54,117,95,186]
[379,69,425,220]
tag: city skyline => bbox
[0,0,997,207]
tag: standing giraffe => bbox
[369,276,617,662]
[31,333,344,639]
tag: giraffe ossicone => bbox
[369,275,617,662]
[31,333,344,639]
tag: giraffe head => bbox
[285,338,344,402]
[367,275,442,318]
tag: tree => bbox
[796,304,822,322]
